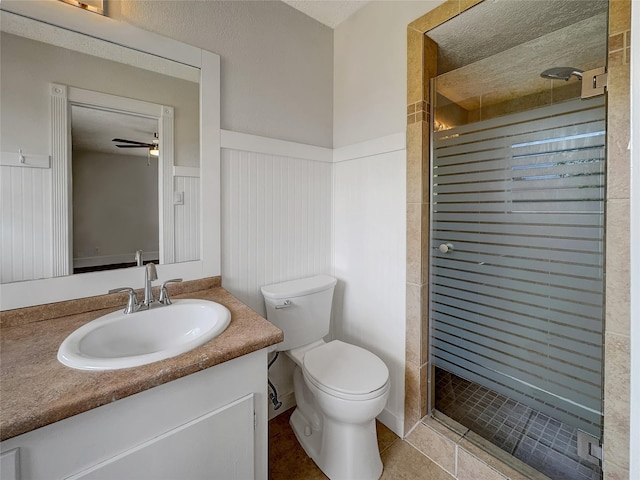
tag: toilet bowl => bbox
[296,340,389,480]
[261,276,390,480]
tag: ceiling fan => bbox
[112,132,159,157]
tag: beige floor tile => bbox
[380,441,455,480]
[376,420,401,454]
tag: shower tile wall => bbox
[435,369,601,480]
[603,2,632,477]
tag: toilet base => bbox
[290,407,322,461]
[289,406,383,480]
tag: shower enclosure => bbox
[431,93,605,479]
[426,2,608,479]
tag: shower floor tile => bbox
[435,368,602,480]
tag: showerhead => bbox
[540,67,584,81]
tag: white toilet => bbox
[261,275,390,480]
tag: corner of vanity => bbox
[0,277,283,480]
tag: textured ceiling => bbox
[435,13,608,109]
[428,0,609,109]
[428,0,609,74]
[281,1,370,28]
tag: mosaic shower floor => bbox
[435,369,602,480]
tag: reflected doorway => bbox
[71,106,160,273]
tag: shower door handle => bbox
[439,243,454,253]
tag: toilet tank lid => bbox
[261,275,337,300]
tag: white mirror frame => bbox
[0,1,220,310]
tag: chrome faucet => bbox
[109,263,182,313]
[142,262,158,308]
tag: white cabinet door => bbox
[0,449,20,480]
[66,394,254,480]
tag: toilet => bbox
[261,275,390,480]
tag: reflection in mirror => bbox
[72,106,159,273]
[0,1,220,310]
[0,12,200,284]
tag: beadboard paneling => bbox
[174,175,200,263]
[0,165,53,283]
[221,148,332,315]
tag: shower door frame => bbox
[405,0,632,477]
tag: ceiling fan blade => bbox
[112,138,151,146]
[115,144,150,148]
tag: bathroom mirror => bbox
[0,0,221,309]
[1,6,199,281]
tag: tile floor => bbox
[435,369,602,480]
[269,407,454,480]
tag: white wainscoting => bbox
[0,163,53,283]
[221,130,407,435]
[221,131,333,418]
[174,168,200,263]
[332,133,407,436]
[220,131,333,315]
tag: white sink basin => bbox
[58,299,231,370]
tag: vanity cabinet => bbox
[0,350,268,480]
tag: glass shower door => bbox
[431,94,605,435]
[430,83,606,478]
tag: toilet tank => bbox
[261,275,337,351]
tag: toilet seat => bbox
[303,340,389,401]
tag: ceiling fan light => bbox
[149,145,159,157]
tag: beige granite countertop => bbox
[0,279,283,442]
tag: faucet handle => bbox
[159,278,183,305]
[108,287,139,314]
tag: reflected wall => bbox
[0,22,199,283]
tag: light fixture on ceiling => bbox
[149,132,159,157]
[112,132,159,157]
[58,0,105,15]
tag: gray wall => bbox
[110,0,334,148]
[333,1,445,148]
[0,32,200,167]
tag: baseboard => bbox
[268,391,296,421]
[377,407,403,438]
